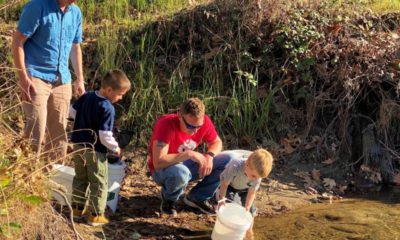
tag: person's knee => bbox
[169,165,191,186]
[155,164,191,189]
[212,153,231,169]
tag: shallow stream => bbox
[254,187,400,240]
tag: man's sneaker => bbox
[160,193,178,217]
[183,196,215,214]
[87,214,109,226]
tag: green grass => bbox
[1,0,399,147]
[368,0,400,13]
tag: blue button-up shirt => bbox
[17,0,83,84]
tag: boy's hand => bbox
[217,198,226,210]
[114,147,121,156]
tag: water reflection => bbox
[254,187,400,240]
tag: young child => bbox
[217,149,273,239]
[69,69,131,226]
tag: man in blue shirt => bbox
[11,0,85,159]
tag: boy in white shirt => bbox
[69,70,130,226]
[217,149,274,239]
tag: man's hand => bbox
[73,77,85,97]
[188,151,207,178]
[19,75,36,102]
[202,153,214,177]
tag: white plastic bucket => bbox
[220,149,253,160]
[51,164,75,205]
[106,161,126,213]
[51,161,126,213]
[211,203,253,240]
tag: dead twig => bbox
[0,0,24,11]
[51,188,84,240]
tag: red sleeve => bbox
[153,117,174,144]
[202,115,218,144]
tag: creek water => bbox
[254,186,400,240]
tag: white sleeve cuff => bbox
[69,105,77,119]
[99,130,119,152]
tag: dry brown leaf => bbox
[304,143,315,150]
[323,178,336,190]
[311,136,322,144]
[204,47,220,60]
[338,185,348,194]
[305,186,318,195]
[322,158,335,165]
[283,144,295,154]
[279,133,303,155]
[293,171,311,182]
[283,78,294,85]
[393,174,400,185]
[287,133,301,146]
[280,138,295,155]
[370,172,382,184]
[311,169,321,181]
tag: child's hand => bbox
[114,147,121,156]
[217,198,226,210]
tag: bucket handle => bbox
[216,197,234,211]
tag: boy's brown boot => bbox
[87,214,109,226]
[72,207,87,220]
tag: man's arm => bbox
[245,189,257,212]
[11,31,36,102]
[70,43,85,97]
[206,135,223,156]
[152,140,206,171]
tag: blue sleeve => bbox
[73,8,82,44]
[17,1,42,38]
[99,105,115,131]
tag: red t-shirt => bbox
[148,113,218,173]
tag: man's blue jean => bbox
[151,153,231,202]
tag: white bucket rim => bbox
[220,150,253,159]
[217,203,253,230]
[51,164,75,175]
[108,161,126,169]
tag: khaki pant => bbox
[22,77,71,160]
[71,146,108,215]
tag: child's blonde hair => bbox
[248,149,273,178]
[101,69,131,91]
